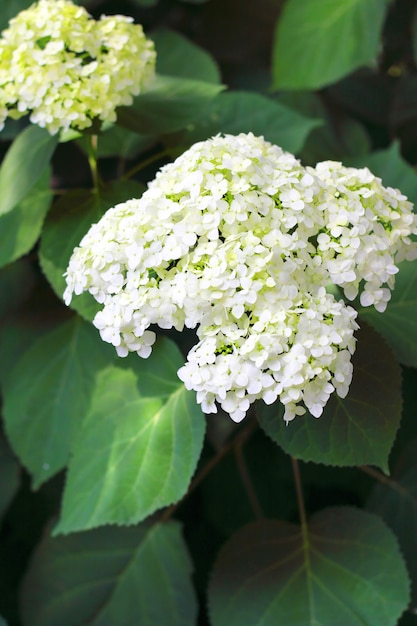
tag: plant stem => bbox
[87,134,100,192]
[234,441,264,520]
[359,465,413,500]
[291,456,307,530]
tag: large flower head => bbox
[0,0,156,134]
[64,133,416,422]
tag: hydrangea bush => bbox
[0,1,417,625]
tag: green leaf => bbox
[272,0,390,90]
[258,323,402,471]
[349,142,417,207]
[367,439,417,606]
[21,520,197,626]
[54,336,206,533]
[1,318,115,488]
[0,168,53,269]
[39,181,144,321]
[209,507,410,626]
[358,260,417,367]
[0,125,57,216]
[0,432,20,520]
[117,74,224,135]
[184,91,321,154]
[152,29,221,83]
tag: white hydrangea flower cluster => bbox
[0,0,156,134]
[64,133,417,423]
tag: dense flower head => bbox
[0,0,156,134]
[64,132,417,422]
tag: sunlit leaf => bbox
[209,507,410,626]
[0,125,57,216]
[39,181,144,321]
[184,91,321,154]
[54,337,206,533]
[0,168,52,269]
[367,439,417,607]
[358,260,417,367]
[21,520,197,626]
[272,0,390,89]
[117,74,224,134]
[152,29,221,84]
[1,318,115,488]
[258,324,402,472]
[0,432,20,520]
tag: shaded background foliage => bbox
[1,0,417,625]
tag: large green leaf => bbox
[367,440,417,605]
[1,318,115,488]
[152,29,221,84]
[54,337,206,533]
[209,507,410,626]
[39,181,144,321]
[272,0,390,90]
[258,324,402,472]
[117,74,224,135]
[21,520,197,626]
[350,142,417,207]
[358,260,417,367]
[0,432,20,520]
[0,125,57,216]
[184,91,321,154]
[0,168,52,269]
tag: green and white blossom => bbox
[64,133,417,422]
[0,0,156,134]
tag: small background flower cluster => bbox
[0,0,156,134]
